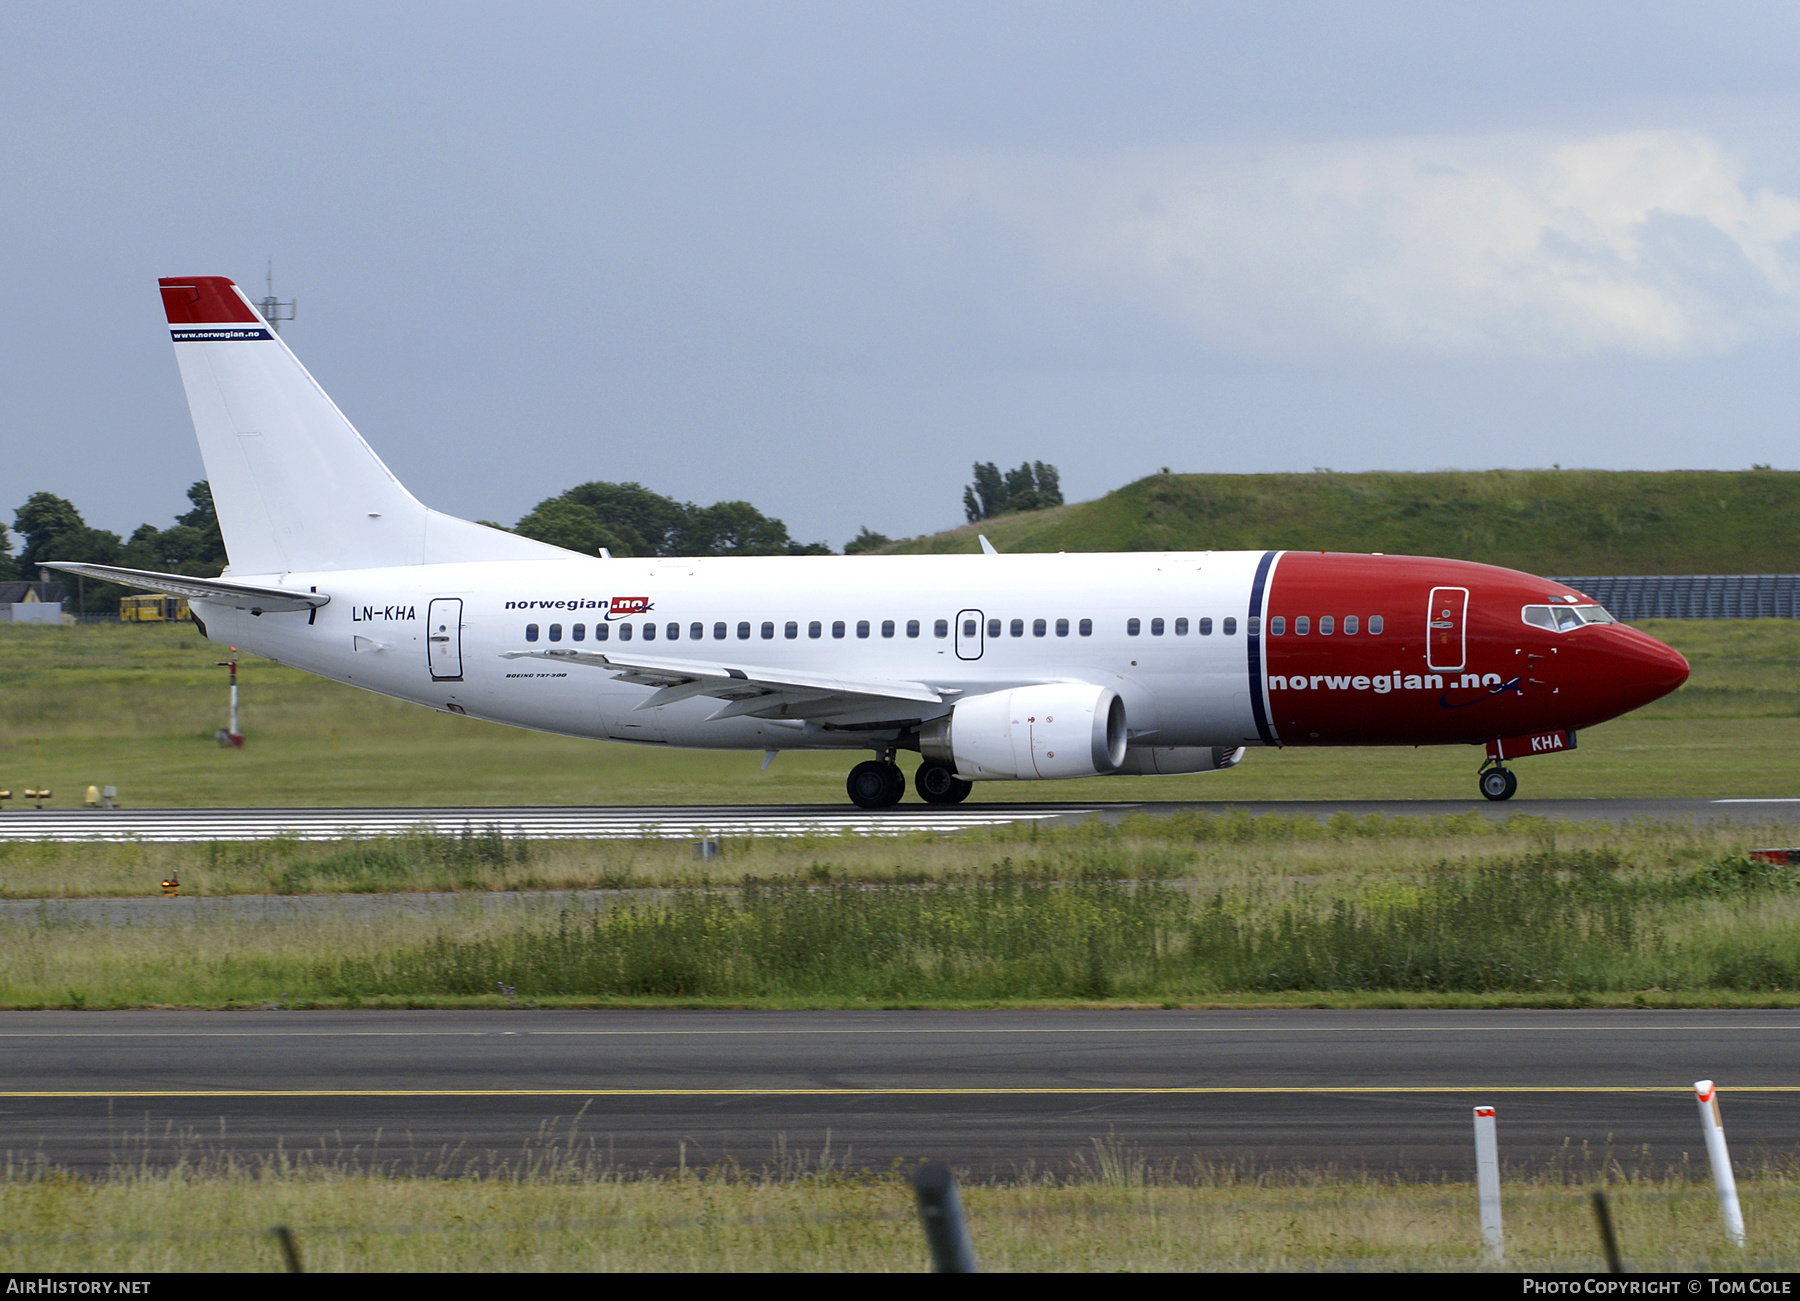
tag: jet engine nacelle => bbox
[919,683,1127,781]
[1111,745,1246,776]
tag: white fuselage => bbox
[194,550,1271,753]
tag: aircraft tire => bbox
[1479,767,1517,801]
[915,761,973,805]
[848,760,905,809]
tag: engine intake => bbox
[919,684,1126,781]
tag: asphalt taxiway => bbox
[2,1010,1794,1177]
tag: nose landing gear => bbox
[1478,761,1518,802]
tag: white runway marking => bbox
[0,806,1092,843]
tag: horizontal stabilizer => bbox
[41,562,329,613]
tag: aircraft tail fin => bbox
[158,276,566,574]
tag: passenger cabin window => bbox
[1127,618,1141,636]
[737,621,751,639]
[1151,617,1164,636]
[785,621,798,639]
[907,620,920,638]
[549,623,563,642]
[935,620,949,638]
[833,621,846,639]
[713,622,727,639]
[857,620,870,639]
[642,623,655,640]
[882,620,895,638]
[962,619,977,638]
[525,623,539,642]
[595,623,609,641]
[666,622,679,640]
[572,623,585,641]
[761,622,775,639]
[1344,616,1358,635]
[1269,616,1285,635]
[1055,618,1069,637]
[987,619,1001,638]
[1174,618,1188,635]
[809,621,822,638]
[1224,617,1237,635]
[1294,616,1308,636]
[1368,615,1383,635]
[690,622,703,640]
[1319,616,1333,635]
[619,623,634,641]
[1010,619,1024,637]
[1079,618,1093,636]
[1198,617,1212,635]
[1033,618,1046,637]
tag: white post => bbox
[1695,1080,1746,1247]
[1473,1105,1503,1263]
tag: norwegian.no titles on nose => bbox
[49,277,1690,808]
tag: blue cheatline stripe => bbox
[170,327,273,342]
[1247,550,1280,745]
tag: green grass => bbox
[8,820,1800,1009]
[0,617,1795,807]
[6,1149,1799,1271]
[886,468,1800,573]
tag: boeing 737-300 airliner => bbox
[48,276,1690,807]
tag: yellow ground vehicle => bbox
[119,593,192,622]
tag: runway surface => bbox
[2,1010,1795,1177]
[1,796,1796,842]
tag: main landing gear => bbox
[845,756,973,809]
[1478,760,1518,802]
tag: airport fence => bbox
[1555,574,1800,620]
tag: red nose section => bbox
[1602,626,1690,716]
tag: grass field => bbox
[0,617,1794,808]
[6,1149,1797,1272]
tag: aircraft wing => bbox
[40,562,329,613]
[500,648,950,721]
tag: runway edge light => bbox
[1694,1079,1746,1247]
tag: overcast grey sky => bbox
[4,2,1798,553]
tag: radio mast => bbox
[256,259,296,334]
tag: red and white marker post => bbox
[1472,1105,1503,1263]
[214,652,244,748]
[1694,1080,1746,1247]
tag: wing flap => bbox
[500,648,945,720]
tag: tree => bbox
[0,525,16,582]
[962,460,1064,520]
[676,500,793,556]
[512,498,629,556]
[559,481,690,557]
[843,526,891,555]
[514,480,831,557]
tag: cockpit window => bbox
[1523,603,1616,632]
